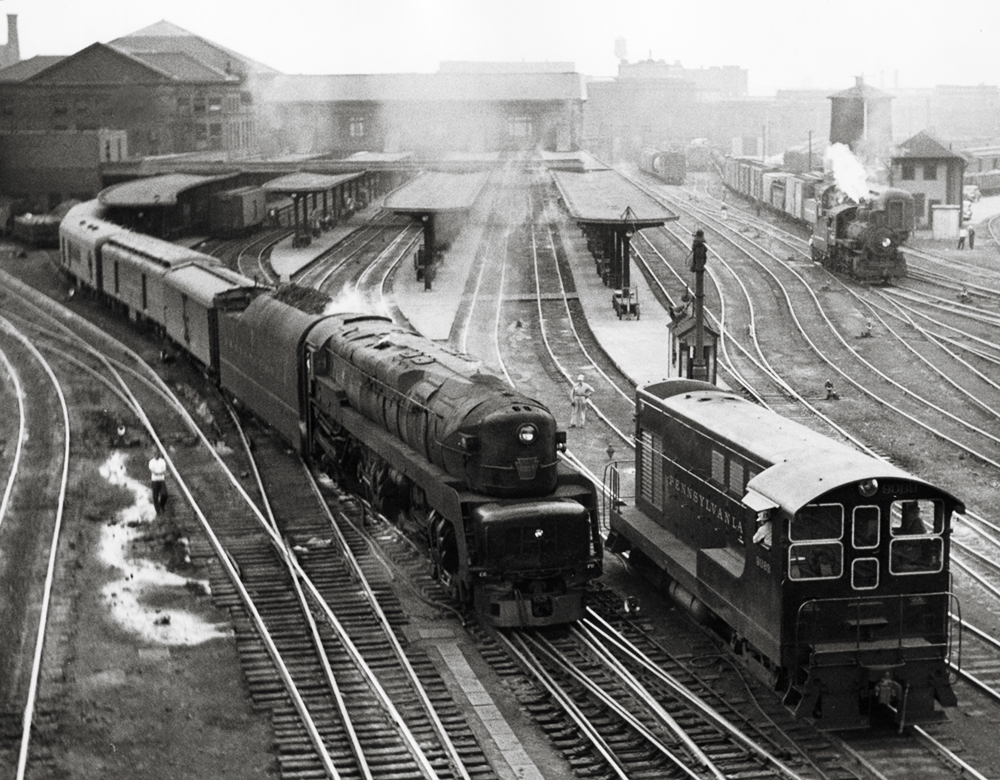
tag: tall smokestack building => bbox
[0,15,20,70]
[829,75,893,167]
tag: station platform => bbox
[550,223,673,387]
[390,214,674,387]
[269,203,384,281]
[269,205,674,388]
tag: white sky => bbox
[3,0,999,95]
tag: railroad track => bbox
[0,269,493,780]
[478,584,855,780]
[210,422,492,780]
[0,307,72,780]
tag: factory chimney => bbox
[0,15,21,70]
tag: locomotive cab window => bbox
[889,499,944,575]
[789,503,843,581]
[851,558,879,590]
[888,199,905,229]
[853,505,879,549]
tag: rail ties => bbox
[202,421,492,779]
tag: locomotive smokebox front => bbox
[444,402,560,498]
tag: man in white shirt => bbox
[148,452,168,513]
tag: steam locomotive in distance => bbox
[60,201,603,628]
[723,156,913,283]
[810,187,913,283]
[606,379,963,730]
[639,147,687,185]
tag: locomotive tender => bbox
[723,156,913,283]
[606,379,963,730]
[60,201,602,628]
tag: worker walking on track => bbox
[569,374,595,428]
[148,450,168,513]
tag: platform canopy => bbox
[551,169,677,227]
[99,172,236,207]
[383,170,488,213]
[261,171,365,194]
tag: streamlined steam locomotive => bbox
[606,379,963,730]
[60,200,603,628]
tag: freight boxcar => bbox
[210,186,267,236]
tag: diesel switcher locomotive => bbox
[606,379,963,730]
[60,200,603,628]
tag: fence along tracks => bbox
[0,269,488,780]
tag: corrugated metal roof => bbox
[99,173,236,207]
[261,171,364,193]
[260,72,587,103]
[551,169,677,226]
[383,171,489,212]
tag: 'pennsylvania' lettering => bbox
[667,473,743,534]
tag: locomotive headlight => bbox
[858,478,878,498]
[517,423,537,445]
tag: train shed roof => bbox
[99,173,236,207]
[551,169,678,227]
[383,170,489,213]
[261,172,365,194]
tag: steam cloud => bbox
[824,143,870,203]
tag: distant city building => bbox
[257,64,586,156]
[616,58,747,100]
[582,56,747,162]
[0,21,271,157]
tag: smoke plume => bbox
[825,143,870,203]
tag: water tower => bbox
[829,76,893,167]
